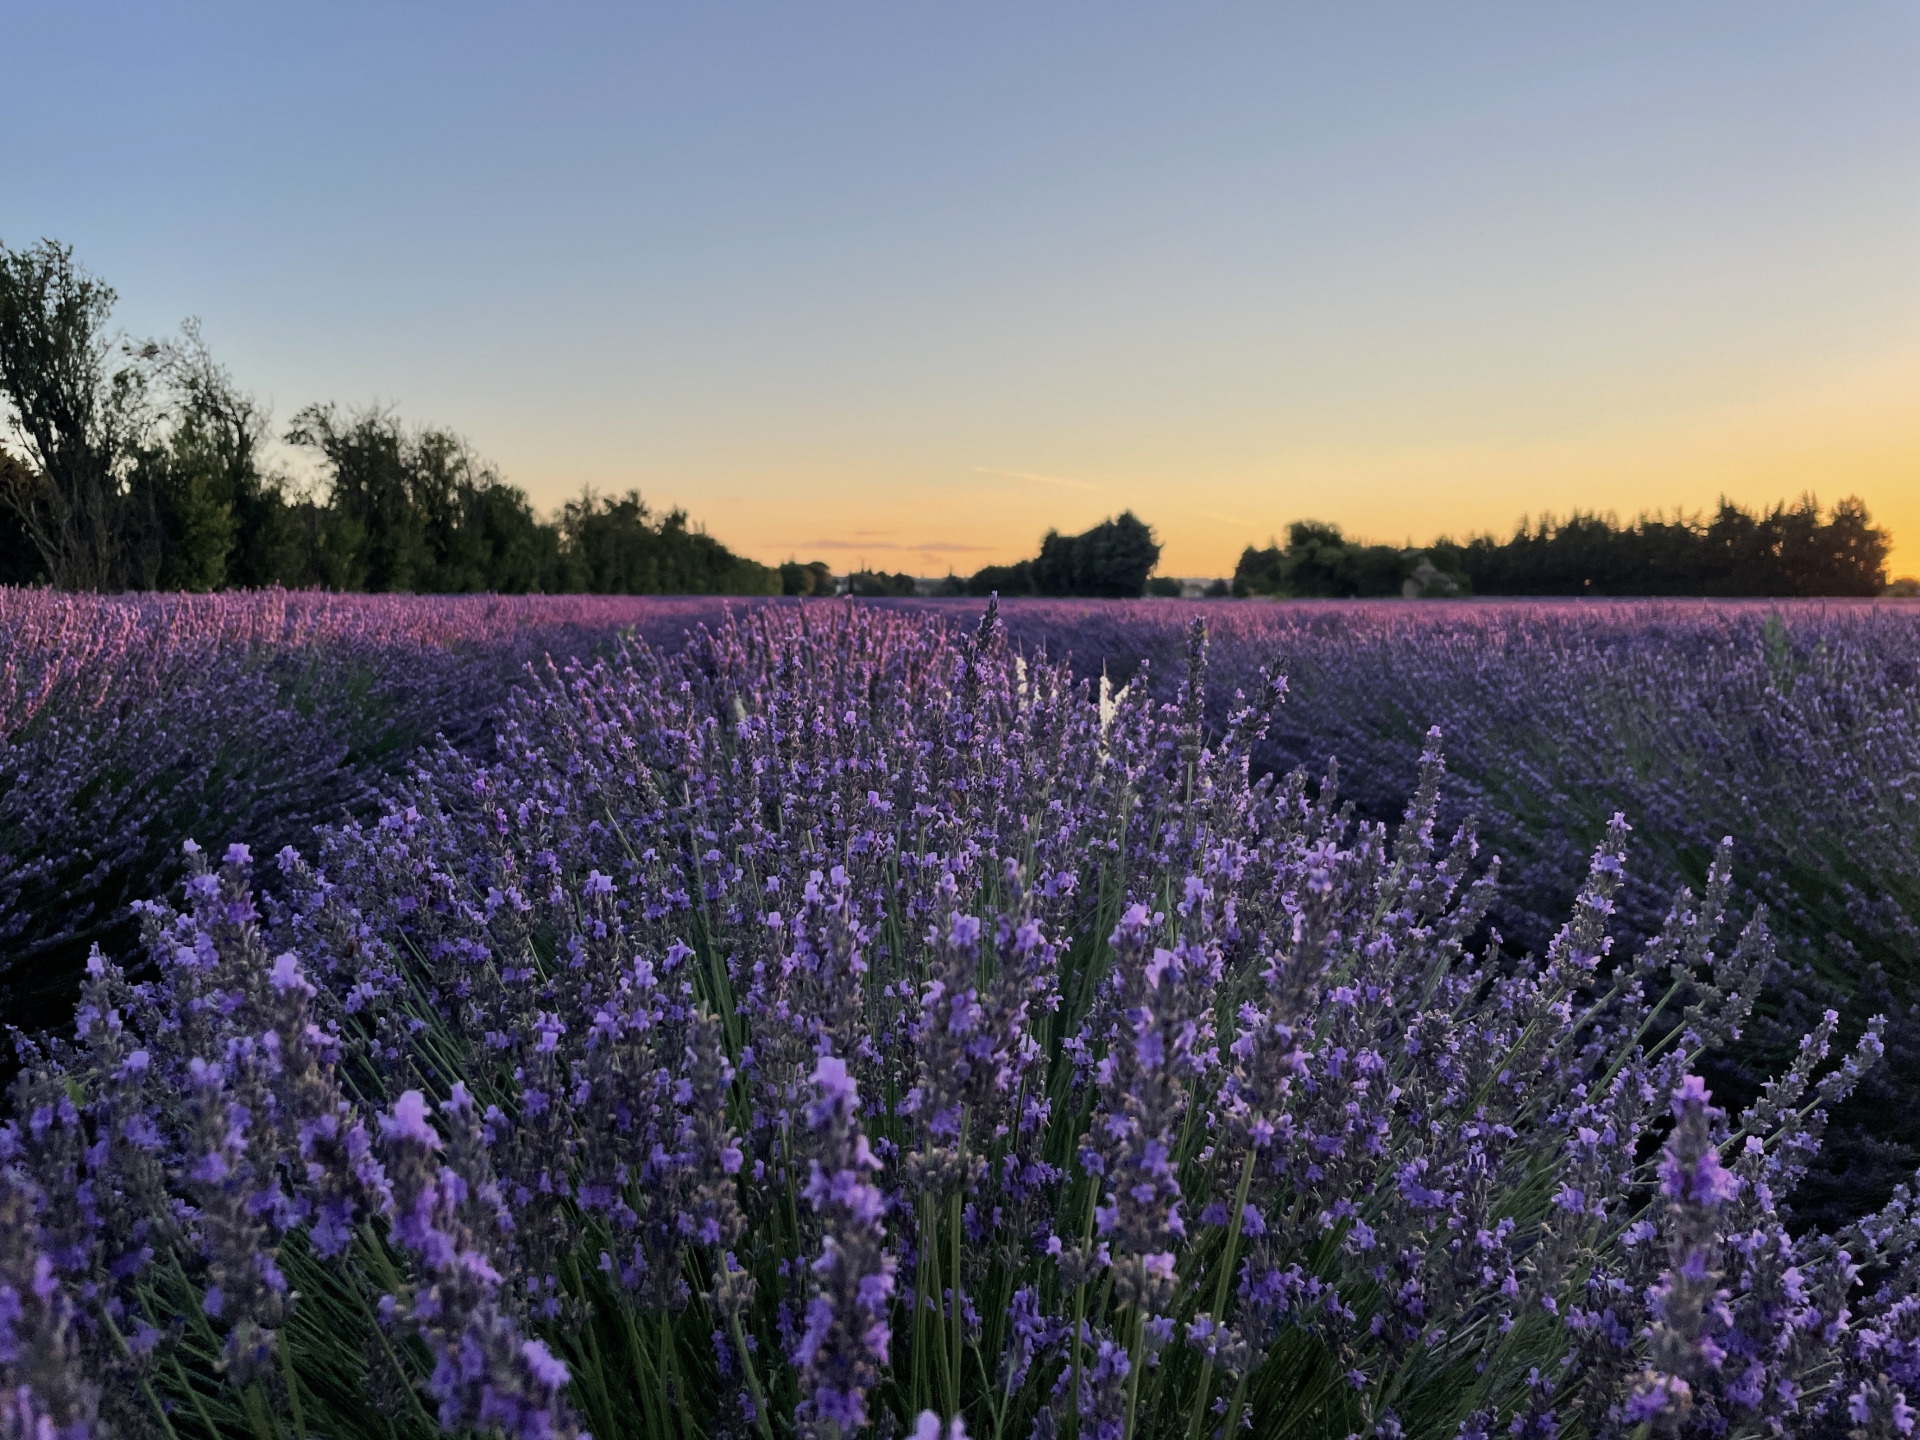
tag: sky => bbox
[5,2,1917,577]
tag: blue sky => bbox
[6,2,1916,573]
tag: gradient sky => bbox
[6,3,1917,576]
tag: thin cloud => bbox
[796,538,900,550]
[916,541,994,553]
[973,466,1098,492]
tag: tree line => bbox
[1234,497,1894,599]
[963,510,1163,598]
[956,498,1893,604]
[5,240,1898,602]
[0,239,778,594]
[764,512,1169,601]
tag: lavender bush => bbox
[890,598,1920,1225]
[6,602,1920,1438]
[939,598,1920,969]
[0,589,764,1038]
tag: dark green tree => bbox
[1776,494,1889,597]
[402,426,551,592]
[284,404,429,591]
[457,478,559,593]
[284,404,559,593]
[965,560,1035,597]
[0,239,141,590]
[1432,495,1890,597]
[848,569,917,597]
[0,447,46,584]
[144,320,297,588]
[1231,543,1285,598]
[2,246,305,594]
[781,559,833,596]
[123,430,234,590]
[1233,521,1423,598]
[555,490,777,596]
[1028,511,1161,597]
[966,512,1164,597]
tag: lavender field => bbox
[6,592,1920,1439]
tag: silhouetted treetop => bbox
[0,238,776,596]
[969,511,1162,597]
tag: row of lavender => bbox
[8,590,1918,1220]
[16,590,1914,1040]
[7,601,1920,1438]
[936,598,1920,1226]
[0,589,756,1039]
[948,598,1920,964]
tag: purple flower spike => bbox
[382,1091,442,1149]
